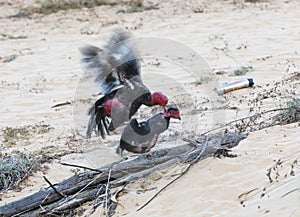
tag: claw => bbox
[116,145,123,156]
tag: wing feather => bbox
[79,29,142,95]
[129,118,151,136]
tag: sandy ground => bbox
[0,0,299,216]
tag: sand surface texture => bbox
[0,0,299,216]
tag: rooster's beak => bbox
[178,116,181,120]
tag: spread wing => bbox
[106,29,142,83]
[79,29,142,95]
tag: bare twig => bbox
[60,162,102,173]
[50,101,72,108]
[201,107,289,135]
[181,137,199,145]
[66,173,102,203]
[93,185,105,207]
[104,168,112,217]
[43,176,65,198]
[137,137,209,211]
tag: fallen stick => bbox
[50,101,72,108]
[137,137,209,211]
[0,132,245,217]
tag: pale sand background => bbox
[0,0,299,216]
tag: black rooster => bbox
[117,107,181,154]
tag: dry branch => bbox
[0,132,245,217]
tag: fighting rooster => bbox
[80,29,168,139]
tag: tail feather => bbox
[86,107,96,139]
[103,117,110,135]
[87,100,112,139]
[97,118,106,140]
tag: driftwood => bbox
[0,132,246,217]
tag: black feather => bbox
[119,113,171,153]
[103,117,110,135]
[129,118,151,136]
